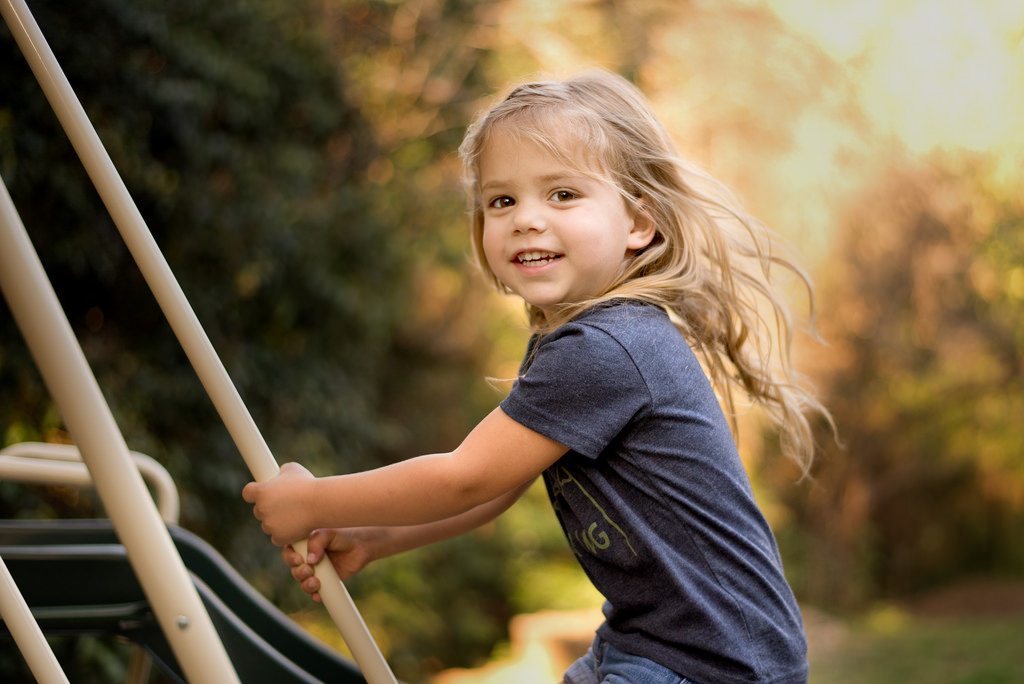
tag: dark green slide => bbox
[0,519,368,683]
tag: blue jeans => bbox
[563,636,694,684]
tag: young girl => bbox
[243,69,829,684]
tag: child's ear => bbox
[627,202,657,251]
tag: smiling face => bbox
[477,126,654,317]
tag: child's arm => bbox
[242,406,566,546]
[361,478,537,555]
[283,480,534,601]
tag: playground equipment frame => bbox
[0,1,396,681]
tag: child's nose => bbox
[512,201,547,233]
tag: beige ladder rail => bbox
[0,0,396,681]
[0,553,69,684]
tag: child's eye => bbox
[550,190,577,202]
[488,196,515,209]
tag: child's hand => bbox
[281,528,375,602]
[242,462,318,546]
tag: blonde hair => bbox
[459,69,830,472]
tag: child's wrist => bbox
[307,476,331,534]
[353,526,389,563]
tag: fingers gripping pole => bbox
[1,1,396,682]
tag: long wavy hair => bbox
[459,68,831,472]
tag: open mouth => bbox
[516,251,562,266]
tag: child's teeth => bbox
[519,251,558,264]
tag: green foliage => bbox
[0,0,400,589]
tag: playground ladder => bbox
[0,0,397,681]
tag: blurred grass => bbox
[808,607,1024,684]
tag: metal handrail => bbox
[0,442,180,524]
[0,442,179,684]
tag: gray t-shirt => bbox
[500,300,808,684]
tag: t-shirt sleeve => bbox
[500,322,650,459]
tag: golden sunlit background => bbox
[2,0,1023,682]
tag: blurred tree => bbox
[318,0,518,459]
[0,0,400,649]
[763,154,1024,610]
